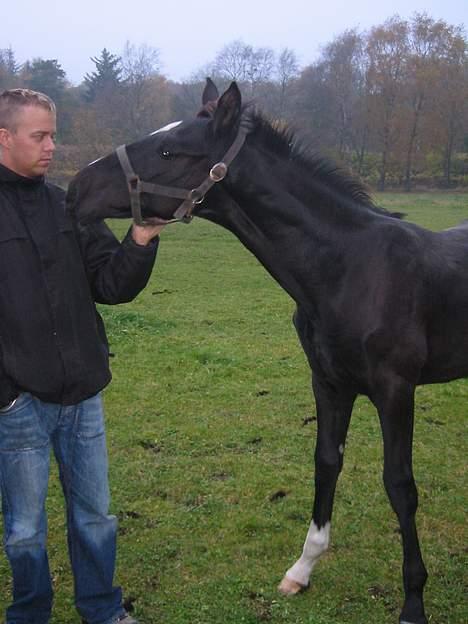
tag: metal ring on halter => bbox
[190,188,205,204]
[209,162,228,182]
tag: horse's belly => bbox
[420,328,468,384]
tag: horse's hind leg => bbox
[279,375,356,595]
[373,373,428,624]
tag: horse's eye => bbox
[159,149,173,160]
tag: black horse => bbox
[68,80,468,624]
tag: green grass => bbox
[0,193,467,623]
[377,192,468,231]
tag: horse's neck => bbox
[211,186,373,309]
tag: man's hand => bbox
[131,219,167,246]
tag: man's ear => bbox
[0,128,12,150]
[212,82,242,136]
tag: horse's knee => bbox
[315,446,344,480]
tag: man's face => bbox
[0,105,56,178]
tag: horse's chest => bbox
[296,305,365,386]
[309,327,359,384]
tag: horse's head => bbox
[67,80,245,225]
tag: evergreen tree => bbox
[0,46,20,89]
[84,48,122,101]
[23,58,67,102]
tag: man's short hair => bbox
[0,89,56,132]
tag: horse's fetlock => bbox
[405,568,428,592]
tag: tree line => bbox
[1,13,467,190]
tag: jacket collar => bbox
[0,162,45,188]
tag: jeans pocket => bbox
[76,393,105,439]
[0,392,26,414]
[0,393,48,451]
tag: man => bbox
[0,89,164,624]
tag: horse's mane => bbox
[246,108,402,220]
[197,100,402,220]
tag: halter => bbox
[115,117,251,226]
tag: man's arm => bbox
[77,220,164,304]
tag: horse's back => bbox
[442,217,468,232]
[297,217,468,388]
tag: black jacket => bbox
[0,163,158,407]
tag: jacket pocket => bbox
[0,218,28,242]
[0,226,29,283]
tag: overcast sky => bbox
[4,0,467,85]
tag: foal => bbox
[68,80,468,624]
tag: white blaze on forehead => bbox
[86,120,183,167]
[150,120,182,135]
[87,156,103,166]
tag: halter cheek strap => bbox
[115,117,250,226]
[116,145,189,225]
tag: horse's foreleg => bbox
[373,374,428,624]
[279,376,355,595]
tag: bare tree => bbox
[247,46,275,87]
[431,29,468,186]
[212,40,275,97]
[120,41,165,138]
[320,30,365,162]
[293,62,336,149]
[212,39,252,82]
[121,41,161,84]
[400,14,454,189]
[366,16,409,190]
[275,48,300,118]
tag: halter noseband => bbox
[116,117,250,226]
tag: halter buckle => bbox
[128,175,140,189]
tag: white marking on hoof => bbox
[278,575,307,595]
[283,521,330,588]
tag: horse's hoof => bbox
[278,576,307,596]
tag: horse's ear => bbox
[213,82,242,135]
[202,78,219,104]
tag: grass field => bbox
[0,193,466,623]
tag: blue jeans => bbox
[0,392,126,624]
